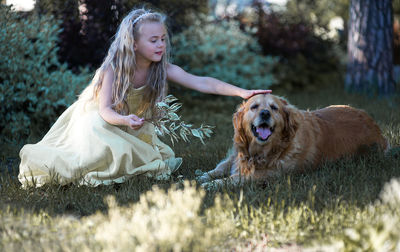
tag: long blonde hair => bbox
[84,8,170,117]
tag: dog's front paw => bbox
[200,181,219,191]
[196,174,211,184]
[200,179,226,191]
[195,171,212,184]
[194,169,205,176]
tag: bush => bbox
[252,1,345,91]
[35,0,122,69]
[0,5,91,144]
[34,0,83,69]
[121,0,209,33]
[171,15,277,92]
[35,0,208,68]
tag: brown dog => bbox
[197,94,389,188]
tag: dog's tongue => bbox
[256,127,271,140]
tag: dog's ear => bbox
[279,97,288,106]
[282,104,299,140]
[233,103,248,149]
[233,102,252,175]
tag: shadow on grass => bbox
[198,151,400,213]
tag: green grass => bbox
[1,84,400,251]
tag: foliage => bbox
[273,49,345,92]
[285,0,349,30]
[120,0,209,33]
[35,0,122,69]
[34,0,208,68]
[0,5,91,144]
[34,0,83,68]
[146,95,214,145]
[252,3,345,91]
[171,15,277,92]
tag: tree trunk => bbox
[346,0,396,95]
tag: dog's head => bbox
[233,94,299,151]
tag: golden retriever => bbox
[197,94,389,188]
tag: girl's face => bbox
[134,22,166,65]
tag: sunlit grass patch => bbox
[1,176,399,251]
[93,181,236,251]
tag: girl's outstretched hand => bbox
[241,89,272,100]
[125,114,144,130]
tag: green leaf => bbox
[156,102,169,108]
[191,129,201,139]
[168,112,180,121]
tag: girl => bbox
[18,9,271,187]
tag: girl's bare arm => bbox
[98,67,144,129]
[167,64,271,99]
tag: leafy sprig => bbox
[145,95,214,145]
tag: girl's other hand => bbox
[125,114,144,130]
[241,89,272,100]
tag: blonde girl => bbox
[18,8,271,187]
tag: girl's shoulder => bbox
[104,65,115,77]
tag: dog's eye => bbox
[251,104,259,110]
[270,104,278,111]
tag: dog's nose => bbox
[260,110,270,120]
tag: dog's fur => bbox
[197,94,389,187]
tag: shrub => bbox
[0,5,91,144]
[77,0,124,69]
[34,0,208,68]
[35,0,122,69]
[121,0,209,33]
[34,0,83,68]
[171,15,277,92]
[252,2,345,91]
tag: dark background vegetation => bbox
[28,0,400,93]
[34,0,209,69]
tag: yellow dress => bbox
[18,85,182,187]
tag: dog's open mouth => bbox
[251,123,274,141]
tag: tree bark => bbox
[346,0,396,95]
